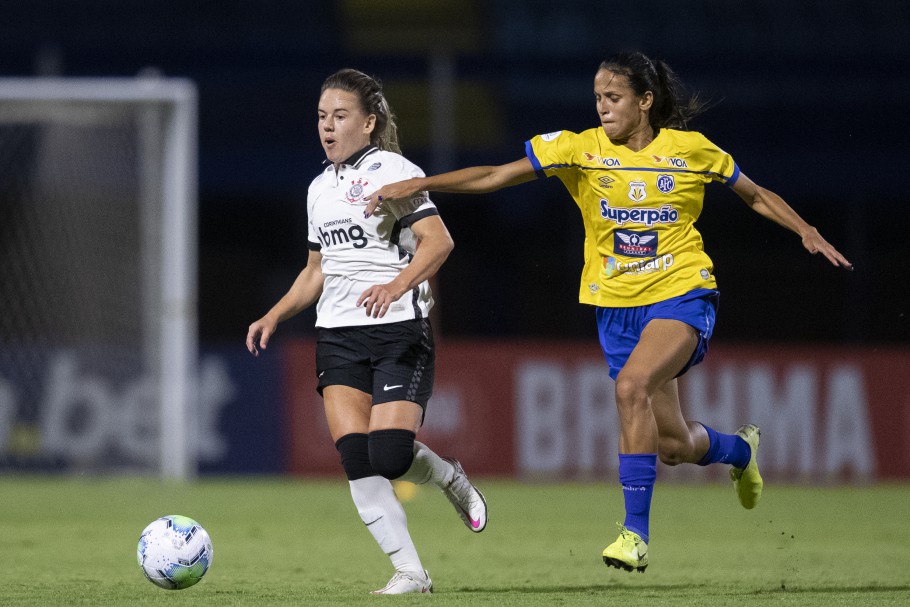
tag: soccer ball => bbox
[137,515,213,590]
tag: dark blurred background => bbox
[3,0,908,345]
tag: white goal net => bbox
[0,77,198,478]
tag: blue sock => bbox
[618,453,657,544]
[696,424,751,468]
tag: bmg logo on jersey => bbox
[318,218,367,249]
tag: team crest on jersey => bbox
[628,181,647,202]
[656,174,675,193]
[345,177,369,204]
[614,229,658,258]
[367,162,382,171]
[541,131,563,141]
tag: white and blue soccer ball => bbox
[137,515,213,590]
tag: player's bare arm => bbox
[357,215,454,319]
[246,250,324,356]
[363,158,537,217]
[731,173,853,270]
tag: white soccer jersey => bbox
[307,146,439,328]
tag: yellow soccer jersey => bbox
[525,127,740,307]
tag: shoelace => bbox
[615,524,641,547]
[446,473,476,505]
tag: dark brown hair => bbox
[321,68,401,153]
[599,52,706,131]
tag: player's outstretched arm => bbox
[731,173,853,270]
[364,157,536,217]
[357,215,454,319]
[246,250,324,356]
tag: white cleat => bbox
[370,569,433,595]
[441,457,487,533]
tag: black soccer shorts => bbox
[315,318,435,408]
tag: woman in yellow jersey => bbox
[363,52,852,573]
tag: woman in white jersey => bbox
[246,68,487,595]
[364,53,852,573]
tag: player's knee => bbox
[335,433,374,480]
[368,429,416,480]
[658,445,684,466]
[658,436,692,466]
[614,373,649,409]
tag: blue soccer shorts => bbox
[595,288,719,380]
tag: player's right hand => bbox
[246,317,277,357]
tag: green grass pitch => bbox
[1,476,908,606]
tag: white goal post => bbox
[0,77,198,479]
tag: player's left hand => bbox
[363,180,421,218]
[357,284,401,318]
[801,227,854,271]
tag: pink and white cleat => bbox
[441,457,488,533]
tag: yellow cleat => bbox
[729,424,763,509]
[602,524,648,573]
